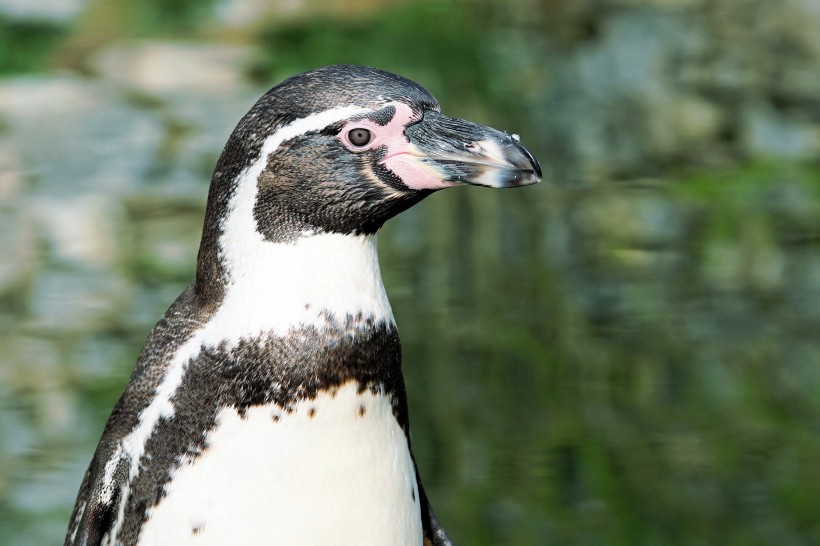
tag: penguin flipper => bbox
[68,499,114,546]
[65,438,129,546]
[423,509,455,546]
[64,467,110,546]
[419,482,456,546]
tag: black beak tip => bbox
[528,149,543,180]
[480,142,541,188]
[514,139,542,180]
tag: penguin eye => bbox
[347,128,372,147]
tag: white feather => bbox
[205,232,394,345]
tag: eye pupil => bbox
[348,128,371,147]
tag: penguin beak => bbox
[383,110,542,191]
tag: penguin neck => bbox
[193,168,397,341]
[196,230,395,346]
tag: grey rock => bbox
[170,91,261,178]
[0,75,164,196]
[27,270,133,333]
[0,0,87,23]
[31,194,120,269]
[216,0,305,28]
[0,205,38,295]
[742,103,820,159]
[0,138,24,201]
[91,41,256,100]
[90,42,261,181]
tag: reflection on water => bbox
[387,179,820,546]
[2,1,820,545]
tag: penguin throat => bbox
[207,233,395,344]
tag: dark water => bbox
[388,182,820,546]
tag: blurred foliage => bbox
[83,0,220,36]
[0,17,67,74]
[672,161,820,201]
[251,1,493,110]
[129,0,220,35]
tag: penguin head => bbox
[207,65,541,242]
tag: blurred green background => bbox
[1,0,819,544]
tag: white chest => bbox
[136,382,422,546]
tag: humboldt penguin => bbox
[65,64,541,546]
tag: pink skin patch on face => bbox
[338,102,457,191]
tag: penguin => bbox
[65,65,541,546]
